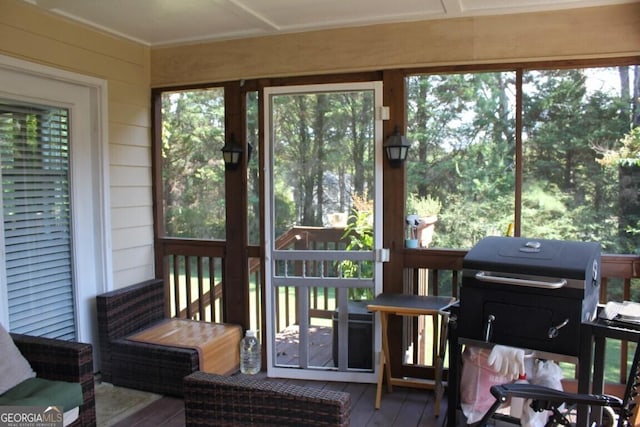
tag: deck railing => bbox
[268,226,348,332]
[158,238,226,322]
[157,233,640,387]
[404,249,640,384]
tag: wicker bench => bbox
[183,372,351,426]
[97,279,200,396]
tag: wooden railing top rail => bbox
[158,237,226,257]
[403,248,467,271]
[160,235,640,283]
[403,249,640,281]
[598,253,640,278]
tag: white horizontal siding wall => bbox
[0,0,154,290]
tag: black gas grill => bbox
[447,236,601,427]
[459,236,601,357]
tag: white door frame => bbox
[263,81,384,383]
[0,54,112,349]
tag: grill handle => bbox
[475,271,567,289]
[484,314,495,342]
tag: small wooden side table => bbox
[367,293,455,416]
[127,319,242,375]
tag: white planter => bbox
[417,215,438,248]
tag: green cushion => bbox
[0,378,83,411]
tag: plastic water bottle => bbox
[240,330,261,374]
[509,373,528,419]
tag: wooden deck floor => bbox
[110,378,448,427]
[275,324,336,367]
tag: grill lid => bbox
[463,236,601,281]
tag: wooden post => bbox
[223,82,250,329]
[382,70,407,375]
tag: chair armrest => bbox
[96,279,165,382]
[491,383,623,408]
[11,333,96,427]
[96,279,166,341]
[11,333,93,383]
[479,383,623,427]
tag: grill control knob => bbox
[548,318,570,339]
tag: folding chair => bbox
[478,339,640,427]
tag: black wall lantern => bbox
[384,125,410,168]
[221,133,243,170]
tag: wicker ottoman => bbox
[183,372,351,426]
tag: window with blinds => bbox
[0,100,76,340]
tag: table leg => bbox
[375,312,392,409]
[375,350,385,409]
[380,312,393,393]
[434,312,449,417]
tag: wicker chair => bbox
[96,279,200,396]
[183,372,352,427]
[11,333,96,427]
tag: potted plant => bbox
[333,199,374,369]
[406,194,442,248]
[341,198,374,301]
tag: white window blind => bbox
[0,101,76,339]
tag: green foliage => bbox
[598,127,640,167]
[271,90,375,228]
[340,203,374,301]
[273,192,295,238]
[162,88,227,239]
[434,192,514,248]
[406,66,639,252]
[406,194,441,217]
